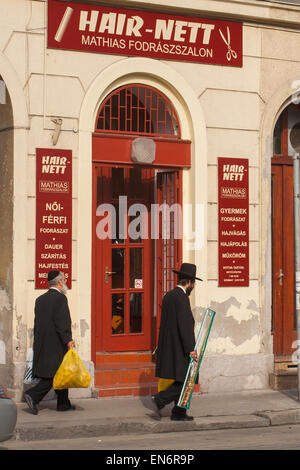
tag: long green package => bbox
[177,308,216,409]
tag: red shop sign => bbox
[47,0,243,67]
[218,157,249,287]
[35,148,72,289]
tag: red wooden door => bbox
[93,164,154,352]
[91,84,185,359]
[271,159,296,357]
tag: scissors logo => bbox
[219,26,237,62]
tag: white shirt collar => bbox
[50,287,61,293]
[176,285,186,294]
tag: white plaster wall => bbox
[0,0,263,394]
[2,0,300,396]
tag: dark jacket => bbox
[32,289,72,378]
[155,286,195,382]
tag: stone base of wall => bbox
[198,353,274,393]
[12,354,275,401]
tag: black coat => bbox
[32,289,73,378]
[155,286,195,383]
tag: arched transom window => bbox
[95,84,180,138]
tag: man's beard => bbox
[186,286,193,296]
[61,284,68,295]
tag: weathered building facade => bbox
[0,0,300,400]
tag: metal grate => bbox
[155,170,182,343]
[95,84,180,138]
[157,171,182,300]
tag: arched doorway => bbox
[0,55,28,399]
[91,83,191,396]
[0,77,14,383]
[271,103,299,369]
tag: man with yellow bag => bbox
[23,270,76,415]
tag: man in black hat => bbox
[152,263,202,421]
[23,271,75,414]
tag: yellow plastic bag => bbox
[53,348,91,390]
[158,378,175,392]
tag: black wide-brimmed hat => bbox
[173,263,203,281]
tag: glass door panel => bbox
[130,247,142,288]
[129,168,143,199]
[112,248,125,289]
[112,167,125,199]
[112,293,125,335]
[130,293,142,333]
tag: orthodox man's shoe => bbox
[171,414,194,421]
[151,395,162,418]
[24,393,38,415]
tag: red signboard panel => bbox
[35,148,72,289]
[218,157,249,287]
[47,0,243,67]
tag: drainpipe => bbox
[293,152,300,401]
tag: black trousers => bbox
[26,378,69,407]
[156,381,186,416]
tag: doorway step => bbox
[94,352,201,398]
[94,352,159,398]
[269,359,298,390]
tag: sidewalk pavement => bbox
[12,388,300,442]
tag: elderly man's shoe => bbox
[24,393,38,415]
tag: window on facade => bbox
[273,113,284,155]
[95,85,180,138]
[273,104,300,156]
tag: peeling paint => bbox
[210,296,241,316]
[246,299,260,312]
[0,288,11,311]
[28,328,34,343]
[0,340,6,364]
[226,304,258,324]
[193,296,261,354]
[15,314,27,359]
[207,334,260,355]
[0,288,11,365]
[80,319,89,338]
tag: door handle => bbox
[277,268,284,286]
[105,266,116,284]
